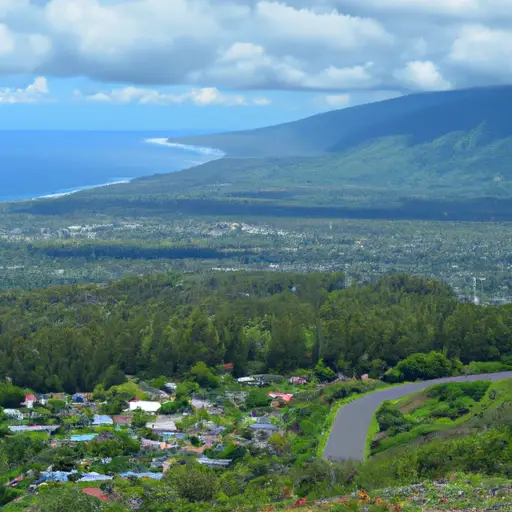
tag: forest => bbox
[0,271,511,393]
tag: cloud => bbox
[0,0,509,97]
[75,85,271,107]
[324,94,351,107]
[0,76,50,103]
[393,61,453,91]
[449,25,512,80]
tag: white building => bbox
[128,400,162,413]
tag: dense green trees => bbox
[0,272,510,393]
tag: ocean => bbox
[0,130,224,201]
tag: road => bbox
[322,371,512,461]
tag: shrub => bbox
[166,463,218,502]
[315,359,336,383]
[385,351,453,383]
[376,401,411,434]
[246,389,271,409]
[187,362,220,389]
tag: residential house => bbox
[82,488,108,502]
[112,415,132,427]
[93,414,113,426]
[40,471,76,483]
[288,376,307,385]
[223,363,234,373]
[78,472,113,482]
[268,392,293,403]
[146,416,177,433]
[96,432,116,442]
[164,383,177,393]
[249,417,279,435]
[191,398,212,410]
[141,439,174,451]
[21,394,37,409]
[9,425,59,433]
[121,472,163,481]
[3,409,24,421]
[128,400,162,413]
[197,457,232,468]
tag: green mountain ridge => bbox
[12,85,512,221]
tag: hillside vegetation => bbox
[15,86,512,221]
[370,379,512,457]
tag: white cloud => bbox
[0,0,508,97]
[0,76,50,103]
[255,1,393,49]
[449,25,512,79]
[324,94,351,106]
[393,61,453,91]
[76,85,271,107]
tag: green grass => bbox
[365,413,379,460]
[370,378,512,456]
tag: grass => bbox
[369,378,512,456]
[364,414,379,460]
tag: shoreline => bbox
[35,179,133,201]
[144,137,226,157]
[6,137,225,203]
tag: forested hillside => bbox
[1,271,511,393]
[15,86,512,221]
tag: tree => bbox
[0,384,25,408]
[315,359,336,383]
[102,365,126,390]
[246,389,270,409]
[29,488,103,512]
[187,362,220,389]
[165,463,217,502]
[389,351,453,382]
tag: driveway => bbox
[322,371,512,461]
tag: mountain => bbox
[16,86,512,221]
[168,86,512,158]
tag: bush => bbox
[465,361,512,375]
[188,362,220,389]
[385,351,453,383]
[0,383,25,408]
[246,389,271,409]
[427,381,491,402]
[166,463,218,502]
[376,401,411,434]
[102,365,127,390]
[160,397,190,415]
[315,359,336,383]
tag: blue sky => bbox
[0,0,510,131]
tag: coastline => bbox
[36,179,133,201]
[1,136,225,203]
[145,137,226,158]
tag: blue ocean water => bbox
[0,130,223,201]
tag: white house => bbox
[128,400,162,413]
[3,409,24,420]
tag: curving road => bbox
[322,372,512,461]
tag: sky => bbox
[0,0,511,131]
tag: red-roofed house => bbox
[22,394,37,409]
[268,392,293,403]
[223,363,234,372]
[82,488,108,501]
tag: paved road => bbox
[322,372,512,461]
